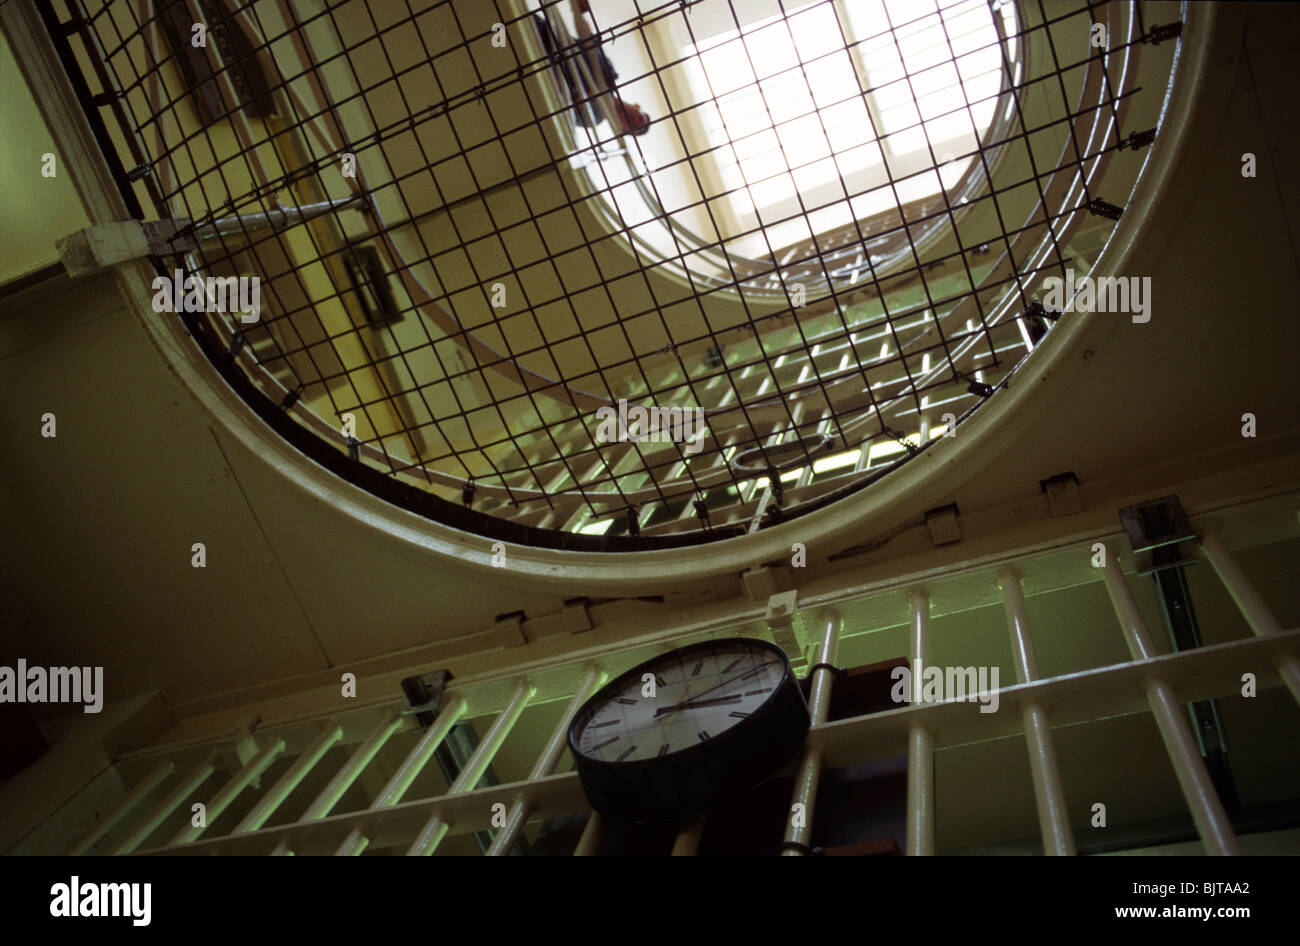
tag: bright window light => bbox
[869,438,907,461]
[682,0,1012,251]
[813,449,862,473]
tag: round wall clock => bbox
[568,637,810,825]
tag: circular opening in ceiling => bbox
[73,0,1187,556]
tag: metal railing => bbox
[49,514,1298,856]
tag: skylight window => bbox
[681,0,1014,254]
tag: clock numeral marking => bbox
[728,711,751,719]
[722,658,742,673]
[590,736,619,752]
[590,719,619,729]
[658,744,670,757]
[614,698,636,705]
[744,686,774,697]
[698,730,711,742]
[691,661,702,677]
[655,675,667,688]
[615,745,638,762]
[739,663,772,681]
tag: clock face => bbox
[573,640,787,764]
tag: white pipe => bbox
[336,697,467,856]
[64,761,175,856]
[999,570,1075,855]
[171,738,285,844]
[234,724,342,833]
[1099,546,1240,855]
[671,814,707,856]
[1098,550,1160,660]
[906,591,935,855]
[110,752,218,854]
[272,711,403,855]
[1199,529,1300,704]
[573,812,602,856]
[782,609,842,855]
[1022,706,1073,854]
[406,680,536,856]
[486,667,605,856]
[301,712,403,822]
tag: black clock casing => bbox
[568,637,810,825]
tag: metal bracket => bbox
[56,219,195,275]
[1085,197,1124,221]
[1125,127,1157,151]
[400,669,453,730]
[1142,21,1183,45]
[1119,495,1198,575]
[484,611,528,650]
[1040,471,1083,517]
[764,589,806,670]
[924,503,963,546]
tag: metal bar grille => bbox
[48,0,1171,548]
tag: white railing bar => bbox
[146,631,1300,856]
[782,609,842,856]
[573,812,602,856]
[808,633,1300,762]
[1099,546,1240,855]
[906,590,935,855]
[110,752,218,855]
[299,712,403,823]
[170,738,285,845]
[486,666,605,856]
[233,724,343,833]
[64,761,175,856]
[1199,528,1300,704]
[271,711,403,855]
[335,697,468,856]
[999,569,1075,855]
[406,679,536,856]
[670,815,707,856]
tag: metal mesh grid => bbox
[52,0,1180,549]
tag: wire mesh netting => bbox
[52,0,1181,549]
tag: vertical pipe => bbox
[671,814,707,856]
[406,680,536,856]
[109,752,218,854]
[486,667,605,856]
[1099,546,1241,855]
[64,761,175,856]
[1199,529,1300,704]
[335,697,467,856]
[271,711,403,855]
[782,609,842,855]
[234,724,342,833]
[573,812,602,856]
[171,738,285,844]
[906,590,935,856]
[999,569,1076,855]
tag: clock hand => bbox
[652,694,742,717]
[652,660,781,718]
[662,682,693,717]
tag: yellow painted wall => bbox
[0,31,89,279]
